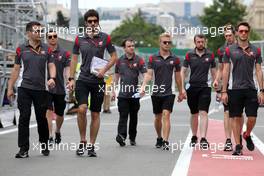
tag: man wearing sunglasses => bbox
[181,34,217,149]
[112,38,147,147]
[68,9,117,157]
[213,24,237,152]
[7,21,56,158]
[222,22,264,155]
[141,33,185,150]
[46,30,71,145]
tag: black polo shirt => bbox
[115,54,147,98]
[183,48,216,88]
[72,32,116,84]
[48,45,71,95]
[217,43,229,63]
[223,43,262,90]
[15,41,55,91]
[148,52,181,97]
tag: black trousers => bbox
[117,97,140,140]
[17,87,49,151]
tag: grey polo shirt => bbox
[148,52,181,97]
[115,54,147,98]
[72,32,116,84]
[15,41,55,91]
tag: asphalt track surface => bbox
[0,93,264,176]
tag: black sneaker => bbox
[155,137,163,148]
[243,132,255,151]
[232,144,243,155]
[76,141,87,156]
[15,148,29,158]
[116,134,126,147]
[190,136,198,147]
[48,137,54,146]
[200,138,209,150]
[41,143,50,156]
[87,145,97,157]
[223,138,233,151]
[162,141,170,151]
[130,139,136,146]
[55,132,61,144]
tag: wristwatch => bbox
[260,89,264,93]
[50,77,56,81]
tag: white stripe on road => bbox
[0,96,151,135]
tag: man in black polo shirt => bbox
[68,9,117,157]
[213,24,237,151]
[222,22,264,155]
[141,33,185,150]
[46,30,71,145]
[7,21,56,158]
[112,38,147,147]
[181,34,216,149]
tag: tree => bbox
[56,10,69,28]
[200,0,261,52]
[111,13,165,47]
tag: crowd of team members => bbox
[7,9,264,158]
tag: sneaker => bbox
[130,139,136,146]
[41,143,50,156]
[232,144,243,155]
[103,109,111,114]
[223,138,233,151]
[190,136,198,147]
[55,132,61,144]
[15,148,29,158]
[200,138,209,150]
[116,134,126,147]
[48,137,54,146]
[155,137,163,148]
[243,132,255,151]
[162,141,170,151]
[76,141,87,156]
[87,145,97,157]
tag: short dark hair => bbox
[121,38,134,47]
[46,29,56,37]
[26,21,41,32]
[224,23,235,34]
[84,9,99,21]
[236,22,251,32]
[194,34,206,42]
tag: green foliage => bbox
[56,10,69,28]
[111,13,165,47]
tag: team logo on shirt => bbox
[170,61,174,65]
[205,58,209,62]
[41,51,46,55]
[57,55,62,61]
[99,41,103,47]
[133,63,137,67]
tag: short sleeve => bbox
[147,55,154,69]
[183,53,190,68]
[256,48,262,64]
[223,47,231,63]
[210,52,216,68]
[174,57,181,72]
[217,48,224,63]
[15,47,22,65]
[72,36,80,55]
[139,58,147,73]
[64,51,71,67]
[47,48,55,64]
[106,35,116,54]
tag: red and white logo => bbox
[99,41,103,46]
[133,63,137,67]
[170,61,174,65]
[205,58,209,62]
[41,51,45,55]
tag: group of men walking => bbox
[7,9,264,158]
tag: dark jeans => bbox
[117,97,140,140]
[17,87,49,151]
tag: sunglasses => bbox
[238,30,249,34]
[87,19,98,24]
[48,35,57,39]
[162,41,172,45]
